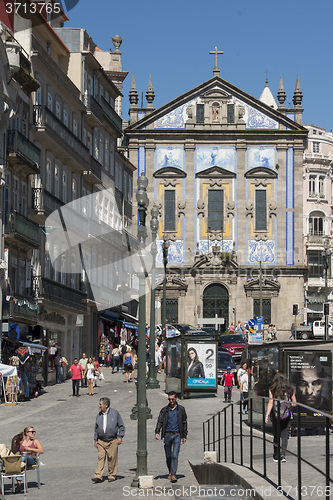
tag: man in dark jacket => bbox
[155,391,187,483]
[92,397,125,483]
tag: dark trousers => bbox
[271,416,291,458]
[224,386,232,401]
[72,379,80,396]
[164,433,181,477]
[242,391,249,411]
[112,357,120,372]
[81,374,87,388]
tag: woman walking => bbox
[92,356,101,387]
[123,347,134,383]
[239,365,249,413]
[265,371,296,462]
[111,344,121,373]
[85,357,95,395]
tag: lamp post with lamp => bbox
[130,172,153,486]
[161,234,169,339]
[147,204,160,389]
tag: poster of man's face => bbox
[288,352,331,417]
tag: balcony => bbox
[7,130,41,175]
[31,188,64,223]
[83,155,102,184]
[84,94,103,126]
[33,105,90,168]
[3,294,38,324]
[33,276,87,313]
[306,233,328,247]
[100,96,123,135]
[5,211,40,249]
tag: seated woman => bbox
[15,426,44,492]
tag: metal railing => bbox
[203,396,332,500]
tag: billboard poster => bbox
[185,342,217,389]
[286,350,332,419]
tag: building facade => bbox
[303,125,333,325]
[125,66,308,333]
[0,4,134,380]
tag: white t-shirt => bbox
[237,368,246,381]
[239,372,249,392]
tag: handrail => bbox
[203,396,332,500]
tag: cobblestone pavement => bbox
[0,368,329,499]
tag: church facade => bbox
[125,63,308,333]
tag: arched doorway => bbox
[203,284,229,332]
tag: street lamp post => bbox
[322,238,331,341]
[161,234,169,339]
[130,172,153,486]
[147,204,160,389]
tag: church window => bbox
[255,189,267,231]
[196,104,204,123]
[208,189,224,231]
[227,104,235,123]
[254,299,271,324]
[164,190,176,231]
[313,142,320,153]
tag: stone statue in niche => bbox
[212,103,220,121]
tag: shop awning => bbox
[0,363,17,377]
[20,341,47,355]
[99,310,120,321]
[123,322,138,330]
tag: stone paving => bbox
[0,367,330,500]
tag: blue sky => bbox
[65,0,333,131]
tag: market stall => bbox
[0,363,18,405]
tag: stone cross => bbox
[209,47,223,76]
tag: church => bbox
[125,50,308,333]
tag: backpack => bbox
[272,394,292,420]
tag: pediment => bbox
[125,76,307,133]
[191,252,238,274]
[201,88,231,100]
[154,166,187,178]
[244,277,280,292]
[196,166,236,179]
[245,167,277,178]
[155,276,188,292]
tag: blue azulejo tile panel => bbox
[247,147,277,170]
[195,147,236,173]
[286,147,294,209]
[156,240,185,266]
[247,240,276,265]
[138,146,146,175]
[153,98,197,129]
[234,97,279,130]
[199,240,233,255]
[156,146,185,170]
[286,212,294,265]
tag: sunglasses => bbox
[29,430,36,434]
[168,398,176,401]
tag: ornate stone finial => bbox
[129,74,139,106]
[145,74,155,108]
[112,34,122,53]
[277,75,286,105]
[293,75,303,106]
[209,46,223,77]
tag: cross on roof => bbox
[209,46,223,76]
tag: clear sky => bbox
[65,0,333,131]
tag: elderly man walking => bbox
[92,397,125,483]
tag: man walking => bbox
[155,391,187,483]
[220,366,235,402]
[68,358,83,397]
[79,353,88,388]
[92,397,125,483]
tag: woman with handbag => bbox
[123,347,134,383]
[265,371,296,462]
[84,357,95,395]
[92,356,101,387]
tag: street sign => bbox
[256,316,264,329]
[248,319,255,327]
[249,327,255,333]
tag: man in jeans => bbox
[79,353,88,388]
[68,358,83,397]
[155,391,188,483]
